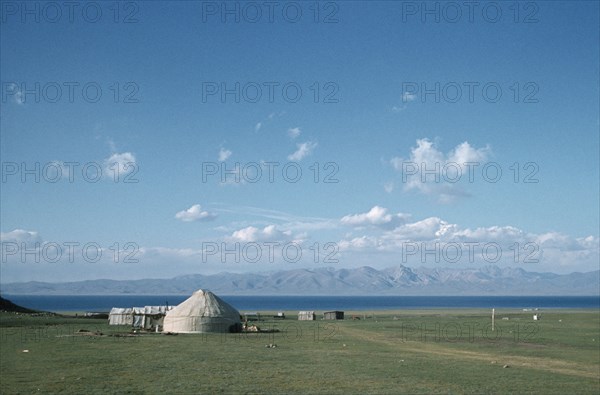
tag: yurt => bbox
[162,289,242,333]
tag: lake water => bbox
[4,295,599,313]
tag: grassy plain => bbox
[1,309,598,394]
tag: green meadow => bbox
[1,309,598,394]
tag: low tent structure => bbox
[163,289,242,333]
[133,306,173,330]
[132,307,145,328]
[109,308,133,326]
[109,306,173,330]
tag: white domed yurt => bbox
[163,289,242,333]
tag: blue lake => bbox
[4,295,599,312]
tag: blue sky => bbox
[1,1,598,282]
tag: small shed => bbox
[298,311,315,321]
[323,311,344,320]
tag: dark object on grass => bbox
[83,312,109,319]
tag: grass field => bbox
[1,309,598,394]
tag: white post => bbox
[492,308,495,331]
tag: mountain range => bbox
[1,265,598,295]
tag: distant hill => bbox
[1,265,598,295]
[0,295,39,313]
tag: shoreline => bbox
[30,307,600,316]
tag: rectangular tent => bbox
[109,306,172,329]
[108,308,134,325]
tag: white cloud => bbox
[175,204,217,222]
[338,235,381,251]
[2,211,597,280]
[254,112,285,133]
[335,207,599,270]
[6,83,24,105]
[391,139,443,172]
[384,181,394,193]
[287,127,301,139]
[452,225,526,243]
[391,138,490,203]
[230,226,262,242]
[534,235,600,268]
[402,91,416,102]
[391,92,416,112]
[341,206,410,229]
[288,141,317,161]
[104,152,137,179]
[218,147,232,162]
[534,232,598,251]
[449,141,490,164]
[0,229,42,246]
[213,205,338,233]
[229,225,293,243]
[385,217,457,241]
